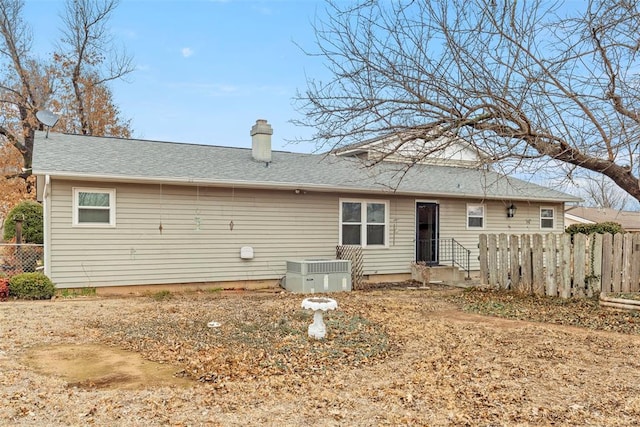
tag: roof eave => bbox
[33,170,579,203]
[564,213,596,224]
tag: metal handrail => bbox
[417,238,471,278]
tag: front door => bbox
[416,202,439,265]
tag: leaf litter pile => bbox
[89,292,395,382]
[3,285,640,425]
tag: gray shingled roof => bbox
[32,131,580,202]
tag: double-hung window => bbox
[467,204,485,229]
[540,207,554,229]
[73,188,116,227]
[340,200,388,247]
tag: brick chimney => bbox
[250,119,273,163]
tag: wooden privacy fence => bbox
[479,233,640,298]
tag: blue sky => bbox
[21,1,640,210]
[24,0,328,152]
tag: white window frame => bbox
[72,187,116,227]
[339,199,389,248]
[540,207,555,230]
[466,203,485,229]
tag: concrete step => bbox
[411,264,471,286]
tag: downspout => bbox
[43,175,52,278]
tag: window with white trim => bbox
[540,207,554,229]
[467,204,485,228]
[73,188,116,227]
[340,200,388,247]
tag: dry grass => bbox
[2,285,640,426]
[449,287,640,333]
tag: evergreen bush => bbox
[3,200,43,244]
[565,221,625,236]
[8,273,55,300]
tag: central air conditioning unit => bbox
[285,259,352,293]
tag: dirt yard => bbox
[2,285,640,426]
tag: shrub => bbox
[8,273,55,300]
[566,221,625,236]
[3,200,43,244]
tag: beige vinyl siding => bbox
[47,179,566,287]
[49,181,422,287]
[50,180,342,287]
[438,199,565,271]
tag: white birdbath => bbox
[301,297,338,340]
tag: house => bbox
[31,119,580,292]
[565,206,640,232]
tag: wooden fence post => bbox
[622,234,633,293]
[479,234,488,285]
[573,233,586,298]
[499,234,509,289]
[632,234,640,292]
[520,234,532,294]
[545,234,557,297]
[590,233,603,295]
[559,234,571,298]
[612,233,623,293]
[601,233,613,294]
[509,234,520,291]
[488,234,498,288]
[532,234,545,295]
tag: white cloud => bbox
[166,82,292,98]
[117,28,138,39]
[181,47,194,58]
[253,6,272,15]
[212,84,238,94]
[168,82,239,96]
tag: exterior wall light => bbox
[507,203,517,218]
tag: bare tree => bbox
[56,0,134,136]
[0,0,133,173]
[297,0,640,203]
[0,0,49,170]
[578,173,630,210]
[51,70,132,138]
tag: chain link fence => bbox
[0,244,44,277]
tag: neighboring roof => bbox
[32,131,580,203]
[565,206,640,231]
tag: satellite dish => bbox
[36,110,60,138]
[36,110,59,127]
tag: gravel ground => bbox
[3,286,640,426]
